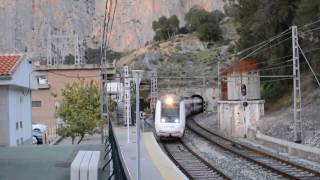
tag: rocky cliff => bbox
[0,0,227,59]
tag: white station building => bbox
[0,54,38,146]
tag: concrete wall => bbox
[255,132,320,162]
[32,67,101,141]
[227,71,260,100]
[218,100,264,138]
[0,86,9,146]
[8,86,32,146]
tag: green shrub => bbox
[152,15,179,41]
[184,7,224,42]
[197,23,222,42]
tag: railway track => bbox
[187,118,320,180]
[161,140,230,180]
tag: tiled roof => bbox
[0,54,22,76]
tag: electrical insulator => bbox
[243,101,248,107]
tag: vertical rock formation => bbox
[0,0,226,57]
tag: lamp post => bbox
[132,70,143,180]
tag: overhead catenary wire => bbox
[298,45,320,88]
[302,47,320,54]
[301,26,320,34]
[234,28,292,57]
[239,35,292,61]
[218,54,293,74]
[261,77,293,83]
[106,0,118,48]
[47,71,101,79]
[100,0,109,63]
[105,0,113,38]
[218,28,292,66]
[300,19,320,29]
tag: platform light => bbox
[174,118,179,123]
[161,118,166,123]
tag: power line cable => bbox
[301,19,320,29]
[261,77,293,83]
[220,28,292,64]
[239,35,292,61]
[235,28,292,57]
[301,26,320,34]
[106,0,118,48]
[100,0,109,63]
[298,44,320,88]
[47,71,100,79]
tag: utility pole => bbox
[75,33,80,65]
[217,61,221,101]
[100,58,108,144]
[47,27,52,66]
[132,70,143,180]
[292,25,302,143]
[150,70,158,113]
[123,66,131,143]
[202,72,206,112]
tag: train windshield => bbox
[161,103,179,123]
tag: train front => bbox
[155,95,186,138]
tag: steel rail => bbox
[187,118,320,179]
[162,140,230,180]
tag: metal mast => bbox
[123,66,131,126]
[150,70,158,113]
[75,33,81,65]
[292,26,302,143]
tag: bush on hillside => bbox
[184,6,224,42]
[152,15,180,41]
[197,23,222,42]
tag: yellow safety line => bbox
[143,132,187,180]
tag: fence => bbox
[103,121,130,180]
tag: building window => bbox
[37,75,49,85]
[16,139,20,146]
[32,101,42,107]
[20,138,24,145]
[20,121,23,128]
[16,122,19,130]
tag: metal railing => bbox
[103,121,130,180]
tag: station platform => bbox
[112,122,186,180]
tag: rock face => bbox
[109,0,227,51]
[0,0,226,58]
[0,0,104,60]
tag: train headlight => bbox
[161,118,166,123]
[165,96,174,106]
[174,118,179,123]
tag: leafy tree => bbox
[57,81,101,144]
[185,7,213,32]
[185,7,224,42]
[152,15,180,41]
[211,10,225,22]
[231,0,300,100]
[294,0,320,71]
[234,0,299,52]
[197,23,222,42]
[64,54,75,64]
[85,48,121,64]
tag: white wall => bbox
[227,71,260,100]
[8,86,32,146]
[218,100,264,138]
[0,55,38,90]
[0,86,9,146]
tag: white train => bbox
[155,94,204,139]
